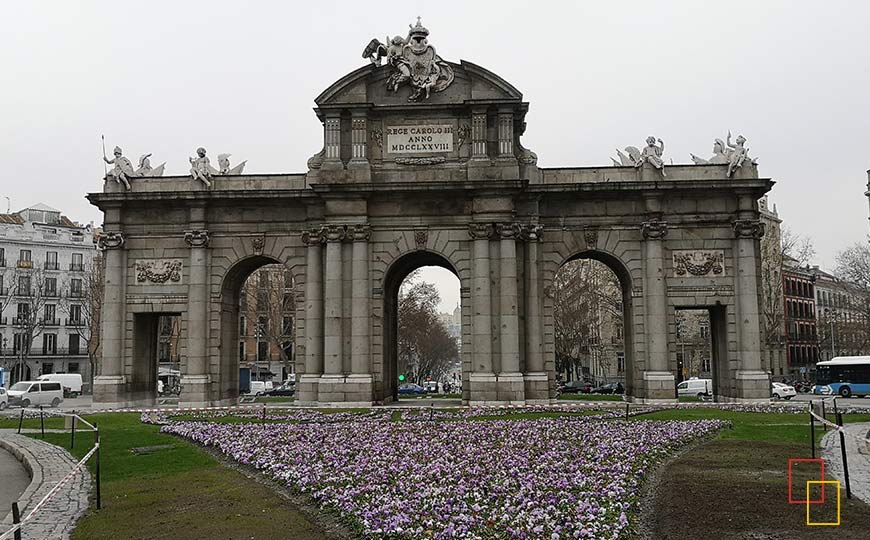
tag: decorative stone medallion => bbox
[251,236,265,255]
[98,232,126,250]
[672,250,725,277]
[135,259,182,284]
[414,228,428,249]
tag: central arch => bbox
[380,250,461,404]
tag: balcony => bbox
[44,261,59,270]
[17,260,33,269]
[12,316,30,325]
[69,263,84,272]
[65,318,83,327]
[68,290,84,298]
[0,317,7,326]
[42,318,61,327]
[44,289,59,298]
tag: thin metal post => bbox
[836,412,852,499]
[17,408,24,434]
[12,501,21,540]
[821,401,826,432]
[810,403,816,459]
[40,406,44,439]
[70,411,76,450]
[94,423,101,510]
[262,404,266,423]
[625,402,629,421]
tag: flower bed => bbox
[161,415,726,539]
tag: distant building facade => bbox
[782,265,819,376]
[812,266,870,361]
[758,195,787,376]
[239,265,296,382]
[0,204,97,387]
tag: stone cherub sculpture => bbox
[189,147,213,186]
[217,154,247,175]
[104,146,134,189]
[134,153,166,177]
[690,131,758,176]
[612,136,666,176]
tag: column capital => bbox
[184,229,210,248]
[323,224,347,243]
[350,224,372,242]
[468,222,494,240]
[522,224,543,242]
[301,226,325,246]
[641,219,668,241]
[733,219,765,239]
[98,231,126,250]
[496,222,522,240]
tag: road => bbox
[789,393,870,408]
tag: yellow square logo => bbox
[806,480,840,526]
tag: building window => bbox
[16,303,30,324]
[70,278,82,297]
[68,304,81,325]
[239,315,246,336]
[0,247,5,266]
[617,353,625,374]
[68,362,79,373]
[45,251,58,270]
[44,304,56,324]
[17,276,31,296]
[239,341,245,361]
[18,249,32,268]
[700,322,710,339]
[257,341,268,362]
[69,334,80,355]
[43,333,57,355]
[70,253,84,271]
[0,274,4,295]
[282,316,293,336]
[42,362,54,375]
[702,355,712,373]
[45,277,57,296]
[13,333,29,355]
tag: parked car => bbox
[771,381,796,400]
[423,381,439,394]
[592,382,624,395]
[676,378,712,397]
[0,387,7,410]
[37,373,83,398]
[398,383,427,395]
[7,381,64,408]
[265,382,295,397]
[560,380,593,394]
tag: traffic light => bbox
[398,374,405,382]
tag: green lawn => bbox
[557,393,624,401]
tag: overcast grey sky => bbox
[2,1,868,311]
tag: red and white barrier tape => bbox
[0,442,98,540]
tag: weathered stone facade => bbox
[88,56,773,407]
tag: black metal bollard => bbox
[810,405,816,459]
[17,408,24,434]
[12,501,21,540]
[625,402,629,421]
[94,423,101,510]
[821,401,827,432]
[836,412,852,500]
[70,411,76,450]
[40,406,44,439]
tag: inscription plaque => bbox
[386,124,453,154]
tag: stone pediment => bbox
[315,60,523,109]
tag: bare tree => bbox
[781,227,816,266]
[241,265,295,376]
[59,255,103,391]
[6,267,52,382]
[832,241,870,356]
[397,278,458,384]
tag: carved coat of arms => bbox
[362,18,455,102]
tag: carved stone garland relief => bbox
[135,260,183,284]
[672,250,725,277]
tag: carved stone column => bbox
[299,227,324,402]
[733,211,769,401]
[350,116,367,162]
[322,225,346,377]
[471,111,487,160]
[181,213,211,407]
[93,230,127,407]
[323,114,342,171]
[349,225,372,377]
[468,223,497,402]
[640,214,674,401]
[497,110,514,158]
[496,223,523,402]
[522,225,548,402]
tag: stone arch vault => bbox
[88,56,773,407]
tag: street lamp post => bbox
[825,309,837,358]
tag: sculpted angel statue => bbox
[690,132,757,175]
[726,131,748,177]
[134,153,166,177]
[612,136,665,175]
[217,154,247,175]
[690,139,729,165]
[103,146,134,190]
[189,147,213,186]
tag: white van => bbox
[676,378,712,397]
[248,381,267,396]
[37,373,83,398]
[7,381,65,408]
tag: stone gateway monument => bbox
[88,21,772,407]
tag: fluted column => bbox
[468,223,494,374]
[733,211,769,400]
[640,214,674,401]
[523,225,547,401]
[350,225,371,374]
[93,231,126,406]
[303,228,324,376]
[182,221,211,406]
[497,223,521,374]
[323,225,345,375]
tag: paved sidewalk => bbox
[0,431,91,540]
[820,422,870,504]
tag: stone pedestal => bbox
[640,370,676,402]
[496,373,525,404]
[467,373,498,404]
[179,375,211,408]
[523,372,550,403]
[734,370,771,401]
[92,375,127,408]
[317,374,373,406]
[295,374,321,405]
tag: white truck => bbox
[676,378,712,397]
[37,373,83,398]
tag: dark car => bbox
[265,382,295,397]
[398,383,427,395]
[592,382,624,395]
[560,380,593,394]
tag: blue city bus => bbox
[814,356,870,397]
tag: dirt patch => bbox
[641,439,870,539]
